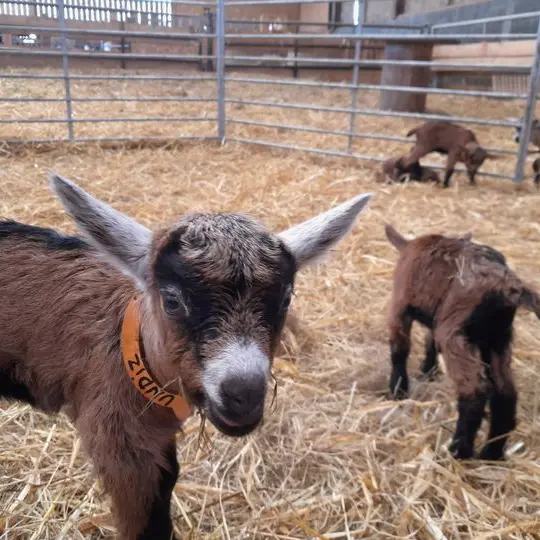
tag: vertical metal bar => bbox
[58,0,74,140]
[216,0,225,144]
[347,0,365,151]
[513,18,540,183]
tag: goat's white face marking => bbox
[202,340,270,408]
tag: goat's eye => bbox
[281,287,294,312]
[160,288,187,318]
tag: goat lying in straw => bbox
[380,156,440,184]
[385,224,540,460]
[0,174,372,539]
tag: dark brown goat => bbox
[0,174,373,539]
[385,224,540,460]
[381,156,440,184]
[533,156,540,185]
[513,117,540,149]
[398,120,497,188]
[512,118,540,184]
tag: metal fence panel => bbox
[0,0,539,182]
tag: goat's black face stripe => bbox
[153,233,297,358]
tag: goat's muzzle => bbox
[202,340,270,437]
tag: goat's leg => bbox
[443,152,459,188]
[419,331,438,379]
[138,440,179,540]
[388,312,412,399]
[81,424,179,540]
[449,391,487,459]
[399,147,428,172]
[438,332,486,459]
[479,347,517,461]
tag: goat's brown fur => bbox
[399,120,497,188]
[385,224,540,460]
[381,157,440,184]
[533,156,540,185]
[0,176,372,539]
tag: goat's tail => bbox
[384,224,409,252]
[406,126,419,138]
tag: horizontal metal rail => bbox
[222,32,535,41]
[225,19,423,30]
[226,0,352,5]
[0,0,214,5]
[0,24,214,40]
[0,73,216,81]
[0,48,213,62]
[1,96,217,103]
[0,116,216,124]
[0,135,218,145]
[224,55,532,72]
[228,118,518,155]
[225,98,518,128]
[228,137,513,180]
[432,10,540,31]
[226,76,527,100]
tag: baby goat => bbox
[512,118,540,184]
[398,120,497,188]
[385,225,540,460]
[513,117,540,148]
[381,157,440,184]
[0,174,373,539]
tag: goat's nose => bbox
[220,373,266,423]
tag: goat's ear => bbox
[277,193,372,269]
[49,173,152,289]
[384,223,409,252]
[486,152,501,160]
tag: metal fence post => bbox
[58,0,74,141]
[513,18,540,183]
[216,0,226,144]
[347,0,366,152]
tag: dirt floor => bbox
[1,69,540,539]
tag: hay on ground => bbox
[0,69,540,540]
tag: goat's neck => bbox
[136,295,179,393]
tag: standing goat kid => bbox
[385,224,540,460]
[399,120,497,188]
[0,174,373,539]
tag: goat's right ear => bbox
[277,193,372,269]
[49,173,152,290]
[384,224,409,252]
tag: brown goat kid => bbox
[0,174,373,539]
[399,120,497,188]
[385,225,540,460]
[381,157,440,184]
[513,117,540,149]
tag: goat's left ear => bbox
[486,152,501,160]
[49,173,153,290]
[277,193,373,269]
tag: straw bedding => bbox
[0,68,540,539]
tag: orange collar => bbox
[121,297,192,422]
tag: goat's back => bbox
[390,234,520,328]
[0,221,133,413]
[409,120,477,152]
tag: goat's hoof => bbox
[389,374,409,400]
[419,366,439,381]
[390,388,408,400]
[449,439,474,460]
[478,445,505,461]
